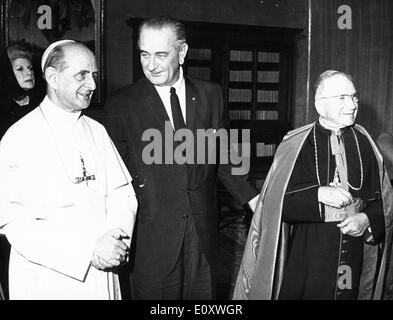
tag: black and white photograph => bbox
[0,0,392,313]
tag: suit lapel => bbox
[140,76,198,132]
[142,78,171,128]
[185,77,198,132]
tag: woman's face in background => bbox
[11,57,35,90]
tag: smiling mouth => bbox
[78,93,92,101]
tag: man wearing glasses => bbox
[234,70,393,300]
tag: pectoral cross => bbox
[329,132,348,189]
[75,155,95,185]
[329,167,342,187]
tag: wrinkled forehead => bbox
[11,57,32,67]
[139,26,177,49]
[318,74,356,97]
[62,45,97,70]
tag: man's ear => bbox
[178,43,188,65]
[44,67,59,90]
[315,98,326,118]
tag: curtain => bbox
[308,0,393,139]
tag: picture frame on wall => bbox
[0,0,104,106]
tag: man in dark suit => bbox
[104,16,259,300]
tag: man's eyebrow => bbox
[74,69,90,75]
[139,50,169,55]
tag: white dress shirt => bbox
[154,67,186,128]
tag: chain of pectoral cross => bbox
[75,154,96,185]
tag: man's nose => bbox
[85,75,96,90]
[147,56,157,71]
[346,97,357,109]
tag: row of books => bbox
[229,50,253,62]
[256,110,278,120]
[228,89,279,103]
[257,90,279,103]
[228,110,279,120]
[257,71,279,83]
[228,50,280,63]
[256,142,276,157]
[187,48,212,60]
[228,70,280,83]
[230,142,277,157]
[229,70,252,82]
[228,88,252,102]
[258,52,280,63]
[186,67,211,81]
[229,110,252,120]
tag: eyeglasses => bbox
[318,93,359,104]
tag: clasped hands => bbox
[318,186,370,237]
[91,228,129,271]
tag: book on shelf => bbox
[257,90,279,103]
[229,50,253,62]
[256,142,276,157]
[228,88,252,102]
[258,51,280,63]
[257,71,279,83]
[229,110,252,120]
[229,70,252,82]
[186,67,211,81]
[187,48,212,60]
[256,110,278,120]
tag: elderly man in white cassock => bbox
[0,40,138,300]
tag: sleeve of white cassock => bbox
[102,132,137,249]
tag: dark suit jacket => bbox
[104,76,258,277]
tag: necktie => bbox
[170,87,186,130]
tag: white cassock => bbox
[0,96,137,300]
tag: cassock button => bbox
[192,97,196,101]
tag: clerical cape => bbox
[233,123,393,300]
[0,96,138,299]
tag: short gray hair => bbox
[42,41,90,79]
[314,70,354,98]
[138,16,187,49]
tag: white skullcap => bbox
[41,39,76,72]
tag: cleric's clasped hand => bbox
[91,228,129,271]
[318,186,353,208]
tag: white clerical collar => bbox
[318,116,343,135]
[154,66,184,95]
[40,95,82,124]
